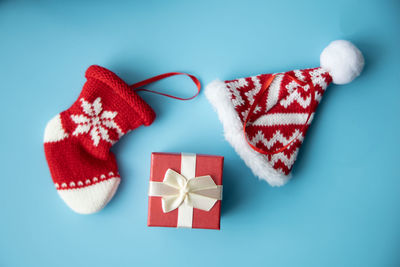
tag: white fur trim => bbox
[205,80,290,186]
[57,177,120,214]
[320,40,364,85]
[44,114,69,143]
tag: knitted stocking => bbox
[44,65,155,214]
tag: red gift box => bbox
[148,152,224,229]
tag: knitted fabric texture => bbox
[206,67,332,186]
[44,65,155,214]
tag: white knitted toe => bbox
[57,177,120,214]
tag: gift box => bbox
[148,152,224,229]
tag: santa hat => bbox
[205,40,364,186]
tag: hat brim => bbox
[205,80,290,187]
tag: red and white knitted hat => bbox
[205,40,364,186]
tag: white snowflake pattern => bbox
[309,68,328,89]
[70,97,123,146]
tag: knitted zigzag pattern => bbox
[225,67,332,175]
[206,67,332,186]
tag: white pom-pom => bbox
[320,40,364,85]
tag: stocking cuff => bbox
[85,65,156,126]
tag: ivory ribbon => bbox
[148,153,222,228]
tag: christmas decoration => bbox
[44,65,200,214]
[205,40,364,186]
[148,153,224,229]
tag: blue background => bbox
[1,0,399,266]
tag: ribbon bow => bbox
[149,169,222,213]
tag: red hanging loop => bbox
[129,72,201,100]
[243,74,316,155]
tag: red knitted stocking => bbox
[44,65,156,214]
